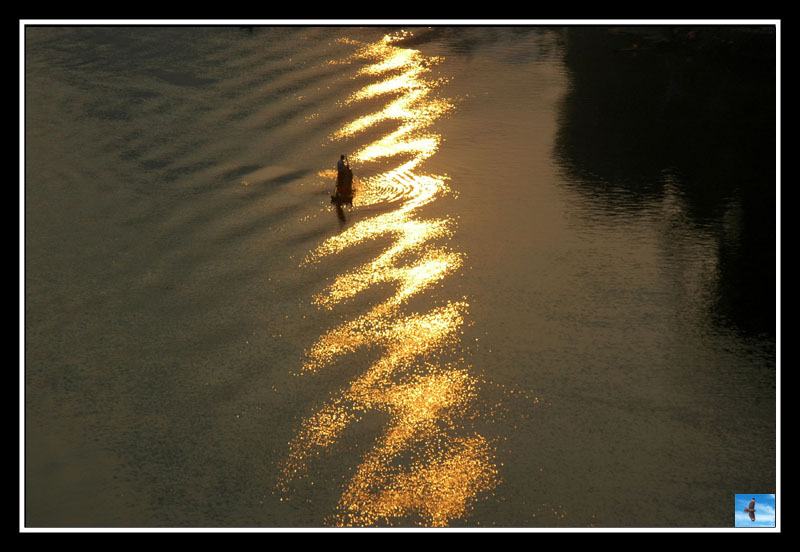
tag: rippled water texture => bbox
[24,26,777,528]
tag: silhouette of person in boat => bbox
[333,155,354,203]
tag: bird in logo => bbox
[743,498,756,522]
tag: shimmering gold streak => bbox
[302,301,468,375]
[281,302,468,479]
[279,32,499,526]
[303,210,452,265]
[283,301,500,525]
[332,435,498,527]
[332,372,497,527]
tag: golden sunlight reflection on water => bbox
[277,33,500,526]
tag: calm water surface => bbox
[24,25,777,528]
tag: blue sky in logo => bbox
[734,494,775,528]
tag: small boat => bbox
[332,165,355,204]
[331,191,354,205]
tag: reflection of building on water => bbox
[278,33,500,526]
[554,26,776,337]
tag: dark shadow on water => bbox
[335,203,347,228]
[554,25,777,338]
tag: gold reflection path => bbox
[279,33,499,527]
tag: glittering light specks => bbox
[277,32,500,527]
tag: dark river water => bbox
[23,25,778,529]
